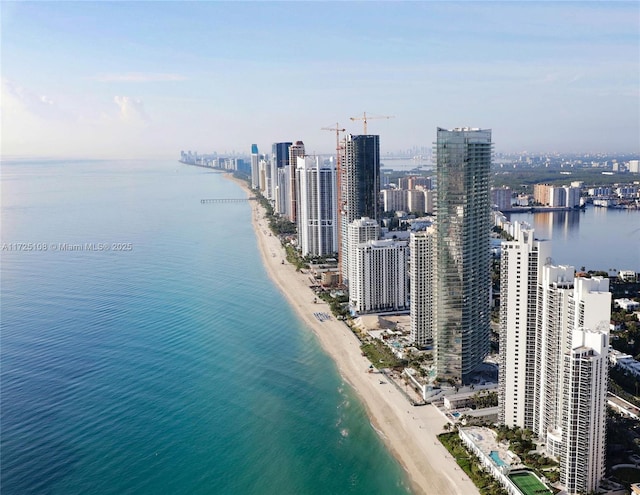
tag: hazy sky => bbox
[1,1,638,158]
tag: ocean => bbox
[0,159,412,495]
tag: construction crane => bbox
[321,122,345,155]
[321,123,346,286]
[349,112,394,134]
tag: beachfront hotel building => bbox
[349,238,408,315]
[498,223,611,494]
[296,156,338,257]
[542,274,610,494]
[347,217,380,288]
[433,127,492,384]
[558,327,609,494]
[288,141,305,222]
[498,222,551,429]
[250,144,260,189]
[270,141,292,207]
[340,134,381,285]
[258,156,269,196]
[409,227,436,346]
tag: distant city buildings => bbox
[433,127,492,384]
[491,187,512,211]
[533,184,581,208]
[381,175,434,216]
[296,155,338,257]
[382,189,407,212]
[407,189,425,214]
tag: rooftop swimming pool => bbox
[490,450,508,467]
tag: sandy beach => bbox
[230,175,478,495]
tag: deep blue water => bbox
[1,159,412,495]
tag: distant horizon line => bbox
[2,149,639,162]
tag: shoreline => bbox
[228,174,478,495]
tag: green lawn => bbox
[509,471,552,495]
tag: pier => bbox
[201,198,257,204]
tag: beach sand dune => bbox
[232,177,479,495]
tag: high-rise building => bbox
[498,223,611,494]
[434,127,492,384]
[533,184,580,208]
[423,189,435,214]
[542,274,610,495]
[347,217,380,293]
[398,176,432,190]
[498,222,551,429]
[409,227,436,346]
[258,157,268,195]
[340,134,380,285]
[407,189,426,213]
[349,238,408,315]
[288,141,305,222]
[564,186,581,208]
[559,326,608,494]
[535,264,576,439]
[271,142,292,206]
[250,144,260,189]
[275,167,288,215]
[296,156,337,257]
[491,187,512,211]
[382,189,407,213]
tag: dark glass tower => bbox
[270,142,292,209]
[340,134,380,284]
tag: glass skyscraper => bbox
[434,127,492,384]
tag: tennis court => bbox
[509,471,552,495]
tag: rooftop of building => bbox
[460,426,521,468]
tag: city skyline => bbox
[1,2,639,159]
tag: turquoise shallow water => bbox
[0,159,412,495]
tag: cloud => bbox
[1,78,66,120]
[93,73,188,82]
[114,96,149,122]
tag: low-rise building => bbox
[619,270,637,282]
[615,298,640,311]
